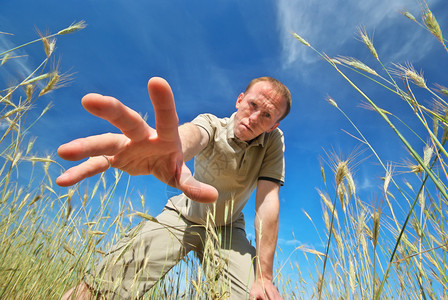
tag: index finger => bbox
[147,77,180,141]
[81,93,154,142]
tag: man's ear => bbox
[235,93,245,109]
[266,122,279,133]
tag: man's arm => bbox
[250,179,283,300]
[56,77,217,203]
[179,123,209,162]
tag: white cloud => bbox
[0,121,9,131]
[0,35,37,87]
[276,0,441,70]
[278,238,302,246]
[357,175,375,191]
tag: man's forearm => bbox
[254,181,280,281]
[178,123,209,161]
[255,205,279,280]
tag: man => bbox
[58,76,291,299]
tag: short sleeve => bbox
[258,129,285,185]
[191,113,216,141]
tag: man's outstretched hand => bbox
[56,77,218,203]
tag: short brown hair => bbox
[244,77,291,122]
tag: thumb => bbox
[178,163,218,203]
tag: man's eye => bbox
[264,112,271,119]
[250,102,257,108]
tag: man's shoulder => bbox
[195,113,231,121]
[269,127,284,136]
[266,127,284,141]
[192,113,233,128]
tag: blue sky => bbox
[1,0,448,287]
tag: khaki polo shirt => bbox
[166,113,285,229]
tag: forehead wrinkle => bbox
[244,81,287,120]
[264,83,285,105]
[259,91,285,118]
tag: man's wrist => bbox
[255,271,273,282]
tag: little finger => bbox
[56,155,111,187]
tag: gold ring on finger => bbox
[102,155,111,169]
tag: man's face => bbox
[233,81,286,141]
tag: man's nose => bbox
[249,111,260,123]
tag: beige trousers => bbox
[84,208,256,299]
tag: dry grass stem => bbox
[38,69,71,97]
[20,73,52,86]
[357,26,379,60]
[318,189,339,223]
[37,29,56,58]
[400,10,417,22]
[372,210,381,247]
[320,165,326,185]
[335,161,348,187]
[38,71,60,96]
[292,32,310,47]
[57,21,87,35]
[336,56,379,76]
[359,100,392,115]
[422,144,434,167]
[392,63,427,89]
[434,84,448,97]
[422,5,444,44]
[1,53,11,65]
[326,96,338,108]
